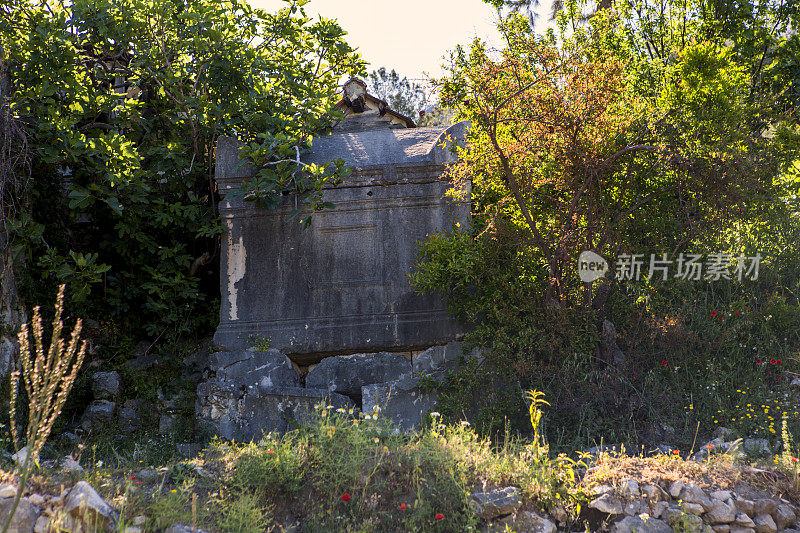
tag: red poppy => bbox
[661,359,668,367]
[711,311,718,317]
[130,476,136,480]
[672,450,680,455]
[342,494,351,502]
[792,457,799,463]
[706,444,714,450]
[778,359,782,365]
[399,504,407,510]
[266,449,275,454]
[771,358,777,365]
[135,481,142,485]
[435,513,444,521]
[735,310,740,315]
[720,317,724,322]
[756,358,762,364]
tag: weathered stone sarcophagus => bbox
[213,80,469,361]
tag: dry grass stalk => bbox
[9,284,87,461]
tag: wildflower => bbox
[672,450,680,455]
[771,358,778,365]
[711,311,717,317]
[342,494,351,502]
[399,503,407,510]
[792,457,799,463]
[778,359,783,365]
[661,359,668,367]
[756,358,762,364]
[461,421,470,426]
[130,476,136,480]
[430,412,441,418]
[374,438,380,443]
[327,405,334,409]
[735,310,740,315]
[266,448,275,454]
[135,481,142,485]
[706,444,714,450]
[435,513,444,521]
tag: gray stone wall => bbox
[213,122,470,359]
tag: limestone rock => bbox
[499,511,556,533]
[411,341,482,377]
[306,352,410,396]
[734,512,755,528]
[706,499,736,524]
[651,501,670,519]
[362,376,438,431]
[775,503,796,529]
[730,528,756,533]
[624,501,642,516]
[196,381,353,440]
[158,413,176,435]
[470,486,522,519]
[81,400,115,431]
[65,480,119,531]
[209,350,300,389]
[119,407,139,433]
[0,496,40,533]
[735,498,755,515]
[0,484,17,499]
[60,455,83,472]
[683,502,705,515]
[669,481,685,499]
[611,515,672,533]
[743,439,772,457]
[622,478,640,499]
[641,484,667,503]
[753,499,777,516]
[33,516,49,533]
[753,513,777,533]
[92,371,121,400]
[590,493,624,515]
[680,484,713,512]
[0,336,14,380]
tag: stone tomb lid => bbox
[302,120,469,170]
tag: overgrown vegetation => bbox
[412,0,800,450]
[0,0,363,346]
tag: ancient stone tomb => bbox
[198,80,473,438]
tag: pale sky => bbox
[249,0,505,80]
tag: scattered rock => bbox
[306,352,410,396]
[92,371,121,400]
[734,513,756,528]
[209,350,300,389]
[753,513,777,533]
[669,481,685,499]
[775,503,796,529]
[411,341,482,377]
[611,515,672,533]
[624,500,642,516]
[470,486,522,519]
[26,495,44,508]
[711,490,733,501]
[65,480,119,531]
[742,439,771,457]
[361,376,438,431]
[196,382,354,441]
[158,413,176,435]
[683,502,705,515]
[499,510,556,533]
[706,499,736,524]
[0,496,40,533]
[33,515,49,533]
[135,469,159,482]
[11,447,28,468]
[736,498,755,515]
[622,478,640,499]
[119,407,140,433]
[60,455,83,472]
[0,484,17,499]
[753,499,777,516]
[679,484,713,512]
[81,400,116,431]
[590,493,624,515]
[641,484,667,503]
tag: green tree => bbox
[367,67,430,120]
[0,0,364,341]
